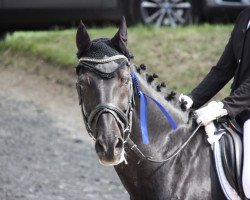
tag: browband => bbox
[77,55,129,79]
[79,55,128,63]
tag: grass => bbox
[0,24,234,97]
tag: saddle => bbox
[213,119,247,199]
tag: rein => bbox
[126,123,202,164]
[76,55,201,164]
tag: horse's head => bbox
[75,17,133,166]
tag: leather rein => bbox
[76,55,201,164]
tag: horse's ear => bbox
[111,16,128,53]
[76,21,92,58]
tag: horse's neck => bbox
[114,73,222,199]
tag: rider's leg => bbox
[243,119,250,198]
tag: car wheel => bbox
[132,0,192,27]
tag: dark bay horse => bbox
[75,18,226,200]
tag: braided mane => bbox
[131,62,182,111]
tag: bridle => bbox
[76,55,135,143]
[76,54,202,164]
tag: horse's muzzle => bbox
[95,135,124,166]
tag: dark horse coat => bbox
[189,8,250,126]
[76,18,230,199]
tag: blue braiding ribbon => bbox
[131,72,177,144]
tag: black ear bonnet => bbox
[76,39,130,79]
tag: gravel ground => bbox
[0,69,129,200]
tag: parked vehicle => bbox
[0,0,249,38]
[191,0,250,23]
[138,0,250,27]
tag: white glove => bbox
[195,101,228,126]
[179,94,193,110]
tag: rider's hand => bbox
[194,101,228,126]
[179,94,193,111]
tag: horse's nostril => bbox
[115,138,123,149]
[96,139,106,153]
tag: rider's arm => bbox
[189,12,245,109]
[222,77,250,118]
[190,34,237,109]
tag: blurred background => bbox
[1,0,250,35]
[0,0,249,200]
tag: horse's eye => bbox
[121,77,130,85]
[75,82,79,88]
[78,73,91,86]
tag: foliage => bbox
[0,24,233,96]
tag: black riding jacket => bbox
[189,8,250,125]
